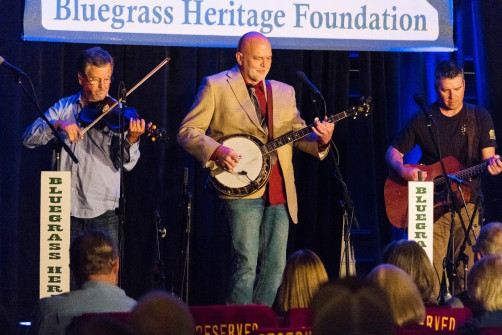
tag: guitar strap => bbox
[464,103,478,167]
[265,80,279,168]
[265,80,273,140]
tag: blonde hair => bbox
[385,240,439,305]
[468,255,502,312]
[276,249,328,314]
[368,264,425,327]
[476,222,502,257]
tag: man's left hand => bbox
[312,116,335,146]
[487,154,502,175]
[126,118,148,144]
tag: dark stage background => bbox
[2,0,502,325]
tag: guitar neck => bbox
[433,160,488,186]
[262,112,349,154]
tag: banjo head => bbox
[210,134,272,196]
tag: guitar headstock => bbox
[146,124,168,142]
[346,96,373,119]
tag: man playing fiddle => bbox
[22,47,146,245]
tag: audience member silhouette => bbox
[368,264,425,327]
[129,290,195,335]
[311,277,395,335]
[384,239,439,305]
[27,229,136,335]
[65,314,133,335]
[275,249,328,316]
[457,255,502,334]
[0,304,15,335]
[474,221,502,259]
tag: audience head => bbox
[129,290,195,335]
[467,255,502,312]
[0,304,14,335]
[368,264,425,327]
[474,222,502,259]
[384,239,439,305]
[66,314,133,335]
[312,277,395,335]
[276,249,328,314]
[70,229,119,288]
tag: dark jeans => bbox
[70,210,119,245]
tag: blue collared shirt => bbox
[22,92,141,218]
[28,280,136,335]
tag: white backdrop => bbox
[23,0,453,51]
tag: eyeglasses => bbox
[83,75,114,86]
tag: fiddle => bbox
[79,96,167,142]
[78,56,171,142]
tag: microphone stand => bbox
[308,85,358,277]
[454,184,479,291]
[117,82,127,287]
[333,149,360,277]
[180,168,192,303]
[414,99,469,302]
[153,210,167,290]
[12,69,78,166]
[317,95,359,277]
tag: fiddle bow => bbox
[80,57,171,140]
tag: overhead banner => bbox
[23,0,454,51]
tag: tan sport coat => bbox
[177,65,326,223]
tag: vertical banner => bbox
[40,171,71,299]
[408,181,434,263]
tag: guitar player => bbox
[177,32,334,307]
[385,60,502,300]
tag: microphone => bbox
[413,93,434,122]
[0,56,26,77]
[413,93,428,111]
[296,71,323,97]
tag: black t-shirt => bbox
[392,102,497,197]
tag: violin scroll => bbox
[146,124,168,142]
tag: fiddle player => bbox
[22,46,147,245]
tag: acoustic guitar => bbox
[209,99,372,197]
[384,156,488,228]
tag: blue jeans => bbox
[223,198,290,306]
[70,210,119,246]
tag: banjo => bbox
[209,98,372,196]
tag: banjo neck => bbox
[209,98,372,197]
[262,101,371,155]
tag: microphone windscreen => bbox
[413,93,428,111]
[296,71,307,81]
